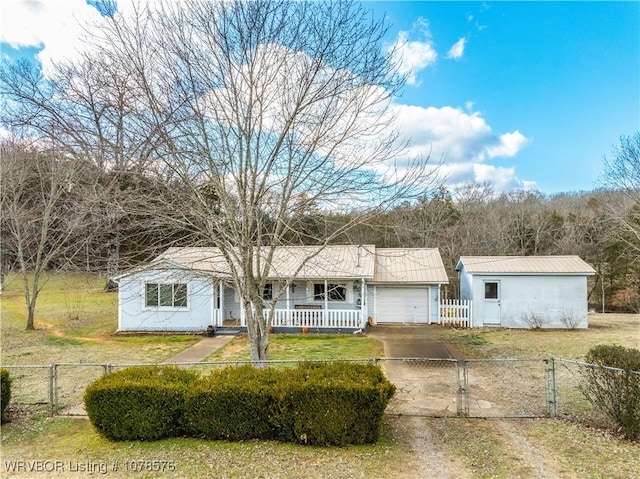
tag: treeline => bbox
[2,140,638,313]
[325,186,639,311]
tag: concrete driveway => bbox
[366,324,454,359]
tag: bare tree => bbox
[0,140,97,329]
[9,0,434,360]
[0,52,169,284]
[601,132,640,262]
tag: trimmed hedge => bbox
[185,365,284,441]
[184,362,395,446]
[581,344,640,440]
[290,363,394,445]
[86,362,395,446]
[84,366,198,441]
[1,368,11,422]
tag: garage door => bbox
[375,287,430,323]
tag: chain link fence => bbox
[376,358,461,417]
[1,358,637,428]
[462,359,551,418]
[551,358,631,432]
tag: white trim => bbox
[219,281,224,326]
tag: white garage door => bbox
[376,287,430,323]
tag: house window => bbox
[484,281,499,300]
[145,283,188,308]
[313,283,346,302]
[262,283,273,301]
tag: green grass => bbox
[1,272,200,366]
[1,413,407,479]
[2,273,639,478]
[206,333,383,361]
[426,417,640,479]
[434,313,640,359]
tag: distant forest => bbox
[2,139,638,313]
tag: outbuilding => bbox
[455,255,596,329]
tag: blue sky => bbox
[1,1,639,194]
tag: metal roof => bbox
[373,248,449,284]
[156,245,377,279]
[122,245,449,284]
[456,256,596,275]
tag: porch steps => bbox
[214,327,244,335]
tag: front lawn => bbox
[1,273,638,478]
[434,313,639,359]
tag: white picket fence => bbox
[268,309,363,329]
[439,299,473,328]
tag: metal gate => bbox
[378,358,554,418]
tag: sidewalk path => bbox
[162,335,236,364]
[60,334,237,416]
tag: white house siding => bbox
[459,270,473,302]
[118,269,214,331]
[469,274,589,329]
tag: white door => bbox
[483,280,501,325]
[376,287,430,323]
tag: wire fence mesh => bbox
[463,359,550,418]
[377,358,460,417]
[553,358,622,431]
[1,357,637,433]
[1,365,53,412]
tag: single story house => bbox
[455,255,596,328]
[115,245,449,332]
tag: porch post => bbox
[361,278,366,327]
[219,281,224,327]
[286,280,291,325]
[324,279,328,326]
[210,280,215,326]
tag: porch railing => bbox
[439,299,473,328]
[268,309,363,329]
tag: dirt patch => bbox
[388,416,472,479]
[496,420,567,478]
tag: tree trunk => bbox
[245,300,270,363]
[104,238,120,292]
[26,304,35,330]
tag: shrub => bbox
[184,365,283,441]
[288,362,395,445]
[580,344,640,440]
[521,312,546,329]
[559,310,582,329]
[1,369,11,422]
[84,366,198,441]
[185,362,395,446]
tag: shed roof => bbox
[373,248,449,283]
[455,256,596,275]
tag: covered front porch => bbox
[210,278,368,332]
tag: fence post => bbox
[456,360,469,416]
[463,360,470,416]
[47,364,57,416]
[545,358,557,417]
[455,360,462,415]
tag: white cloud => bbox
[1,2,532,193]
[446,37,466,60]
[487,131,530,158]
[390,103,533,192]
[388,17,437,86]
[1,0,103,71]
